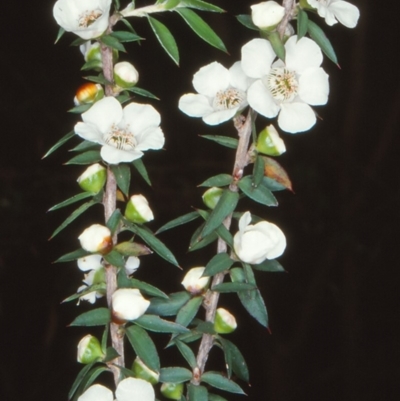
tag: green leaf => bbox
[178,0,224,12]
[101,34,126,52]
[252,259,285,272]
[175,340,197,369]
[42,130,75,159]
[77,365,109,398]
[238,175,277,206]
[176,9,227,52]
[114,241,152,257]
[208,394,228,401]
[200,135,238,149]
[48,192,93,212]
[160,367,192,383]
[147,15,179,65]
[68,103,92,114]
[215,224,234,248]
[198,174,232,188]
[203,253,234,276]
[68,362,94,400]
[126,325,160,372]
[70,37,87,46]
[265,30,285,61]
[103,250,125,269]
[101,324,109,353]
[201,372,245,394]
[62,283,106,303]
[69,140,99,153]
[200,189,239,239]
[194,321,215,334]
[217,337,249,382]
[176,296,203,327]
[230,268,268,327]
[135,315,189,334]
[147,291,191,316]
[132,158,151,186]
[173,331,203,345]
[129,278,169,299]
[65,150,101,165]
[102,347,120,363]
[236,14,258,31]
[188,384,208,401]
[54,248,90,263]
[81,59,103,71]
[307,19,338,65]
[70,308,111,326]
[55,26,65,44]
[125,86,160,100]
[252,155,265,187]
[262,177,287,192]
[110,164,131,197]
[156,211,200,234]
[110,30,142,42]
[189,231,218,252]
[212,282,256,293]
[121,18,138,34]
[125,222,179,267]
[297,8,309,41]
[84,74,112,86]
[50,199,98,239]
[106,209,123,235]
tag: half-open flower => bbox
[114,62,139,89]
[77,334,104,364]
[251,1,285,31]
[74,97,165,164]
[77,163,106,193]
[112,288,150,323]
[256,124,286,156]
[178,61,253,125]
[132,357,160,384]
[233,211,286,264]
[214,308,237,334]
[78,224,112,254]
[53,0,112,40]
[125,194,154,223]
[181,267,210,294]
[241,36,329,133]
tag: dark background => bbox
[1,1,399,400]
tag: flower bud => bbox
[214,308,237,334]
[77,384,112,401]
[78,224,112,254]
[116,378,155,401]
[202,187,223,209]
[77,163,107,193]
[77,334,104,364]
[181,267,210,294]
[114,61,139,89]
[160,383,184,400]
[112,288,150,323]
[132,357,160,384]
[125,194,154,224]
[251,1,285,31]
[125,256,140,276]
[74,83,104,106]
[80,41,102,68]
[256,124,286,156]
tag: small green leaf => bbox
[172,331,202,345]
[175,340,197,369]
[101,325,109,353]
[160,367,192,383]
[176,296,203,327]
[203,253,234,276]
[81,59,102,71]
[50,199,98,239]
[55,26,65,44]
[176,9,227,52]
[215,224,234,248]
[135,315,189,334]
[69,140,99,153]
[147,15,179,65]
[70,37,87,46]
[62,283,106,303]
[114,241,152,257]
[110,30,142,42]
[78,365,109,398]
[212,282,256,293]
[194,321,215,334]
[65,150,101,165]
[42,130,75,159]
[198,174,232,188]
[147,291,191,316]
[68,362,94,400]
[120,18,138,34]
[208,394,228,401]
[106,209,123,235]
[264,30,285,61]
[84,74,112,86]
[236,14,258,30]
[178,0,224,12]
[126,325,160,372]
[253,259,285,272]
[238,175,277,207]
[102,347,120,363]
[188,384,208,401]
[54,248,89,263]
[125,86,160,100]
[68,104,92,114]
[201,372,245,394]
[252,155,265,187]
[218,337,249,382]
[189,231,218,252]
[156,211,200,234]
[200,135,238,149]
[48,192,93,212]
[103,250,125,269]
[101,34,126,52]
[129,278,169,299]
[110,164,131,197]
[132,158,151,186]
[70,308,111,326]
[297,8,309,41]
[307,19,338,65]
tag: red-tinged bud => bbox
[74,83,104,106]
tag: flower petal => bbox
[123,103,161,134]
[116,377,155,401]
[77,254,103,272]
[74,121,104,144]
[239,211,252,232]
[330,1,360,28]
[241,39,275,79]
[229,61,254,92]
[203,109,238,125]
[247,80,280,118]
[178,93,213,117]
[254,221,286,259]
[193,62,230,97]
[78,384,113,401]
[101,144,143,164]
[135,127,165,151]
[298,67,329,105]
[278,102,316,133]
[285,36,323,73]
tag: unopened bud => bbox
[74,83,104,106]
[112,288,150,324]
[77,163,107,193]
[77,335,104,364]
[78,224,112,254]
[202,187,223,209]
[125,194,154,224]
[160,383,184,400]
[114,62,139,89]
[214,308,237,334]
[181,267,210,294]
[256,124,286,156]
[251,1,285,31]
[132,357,160,384]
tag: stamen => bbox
[265,67,298,102]
[78,9,102,28]
[213,88,246,111]
[105,124,137,151]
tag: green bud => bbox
[114,61,139,89]
[77,163,107,193]
[256,125,286,156]
[160,382,184,400]
[125,195,154,224]
[202,187,223,209]
[214,308,237,334]
[77,335,104,364]
[132,357,159,384]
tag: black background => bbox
[1,1,399,400]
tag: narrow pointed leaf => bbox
[173,331,203,345]
[135,315,189,334]
[84,74,112,86]
[68,362,94,400]
[194,321,215,334]
[43,130,75,159]
[114,241,151,257]
[101,324,109,353]
[106,209,123,235]
[208,395,228,401]
[103,250,125,269]
[252,155,265,187]
[102,347,120,363]
[62,283,106,303]
[176,296,203,327]
[55,26,65,44]
[307,19,338,65]
[253,259,285,272]
[212,282,256,293]
[68,103,92,114]
[203,253,234,276]
[200,135,238,149]
[218,337,249,382]
[111,164,131,197]
[48,192,93,212]
[121,18,138,34]
[216,224,234,248]
[125,86,159,100]
[176,9,227,52]
[70,37,87,46]
[147,291,191,316]
[69,140,99,152]
[297,8,309,41]
[160,367,192,383]
[132,158,151,186]
[178,0,224,12]
[156,211,200,234]
[147,16,179,65]
[110,30,142,42]
[188,384,208,401]
[265,30,285,61]
[54,248,89,263]
[201,372,246,394]
[238,175,277,206]
[129,278,169,299]
[81,59,103,71]
[70,308,111,326]
[79,365,109,397]
[198,174,232,188]
[126,325,160,372]
[65,150,101,165]
[100,34,126,51]
[236,14,258,30]
[189,231,218,251]
[175,340,197,369]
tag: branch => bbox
[277,0,296,39]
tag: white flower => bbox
[251,1,285,30]
[307,0,360,28]
[112,288,150,322]
[241,36,329,133]
[53,0,112,40]
[74,97,165,164]
[78,224,112,253]
[178,61,253,125]
[77,254,103,272]
[233,212,286,264]
[181,267,210,294]
[77,266,106,304]
[78,378,155,401]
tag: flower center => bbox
[105,124,137,151]
[213,88,246,111]
[265,67,298,102]
[78,9,103,28]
